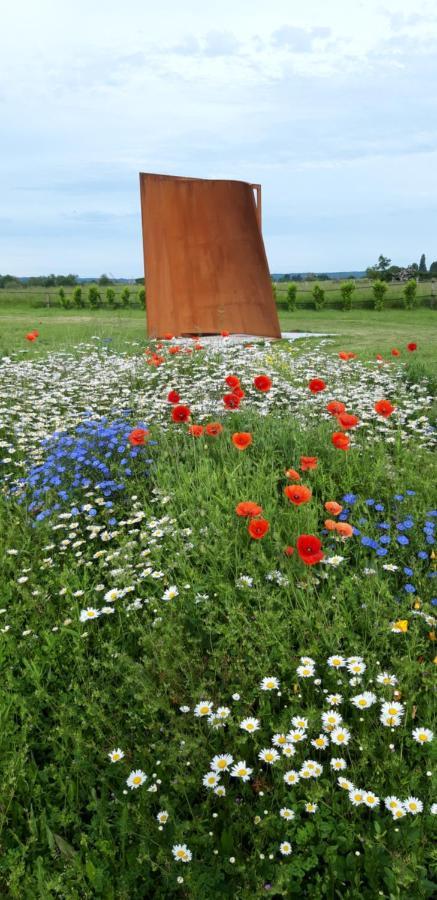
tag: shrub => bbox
[88,286,101,309]
[286,283,297,311]
[58,288,71,309]
[120,287,130,308]
[72,286,84,308]
[340,280,356,311]
[106,287,116,307]
[137,287,146,307]
[372,280,387,311]
[312,283,325,310]
[403,279,417,309]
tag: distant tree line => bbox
[366,253,437,282]
[0,273,143,289]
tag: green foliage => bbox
[286,283,297,311]
[372,280,388,311]
[312,283,325,310]
[88,286,101,309]
[419,254,427,274]
[98,274,112,286]
[73,286,84,309]
[106,287,116,307]
[58,288,71,310]
[120,287,130,308]
[340,280,356,311]
[403,279,418,309]
[137,287,146,307]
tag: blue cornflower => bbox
[403,567,413,576]
[432,599,437,606]
[377,522,390,530]
[406,490,416,496]
[394,494,404,501]
[379,535,391,544]
[365,499,375,506]
[342,493,357,504]
[361,537,379,549]
[417,551,428,560]
[339,510,350,521]
[376,548,388,556]
[404,583,416,593]
[427,510,437,517]
[375,503,384,512]
[397,535,410,546]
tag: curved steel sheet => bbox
[139,173,281,338]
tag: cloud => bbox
[271,25,331,52]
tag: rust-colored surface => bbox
[139,173,281,338]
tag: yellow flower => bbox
[393,620,408,633]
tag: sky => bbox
[0,0,436,276]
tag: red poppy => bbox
[163,332,174,340]
[194,343,203,351]
[171,404,191,423]
[25,332,37,341]
[128,427,149,446]
[221,330,230,337]
[235,501,262,517]
[232,386,245,400]
[284,484,312,505]
[253,374,272,392]
[407,342,417,352]
[300,456,318,471]
[376,354,384,362]
[232,432,253,451]
[148,354,164,366]
[391,348,400,357]
[168,346,181,355]
[326,400,346,416]
[188,425,203,437]
[223,393,240,409]
[324,501,342,516]
[285,468,301,481]
[374,399,395,418]
[248,517,270,540]
[283,545,295,556]
[336,412,360,429]
[331,432,350,450]
[167,390,180,404]
[308,378,326,393]
[184,348,193,354]
[32,330,39,337]
[296,534,324,565]
[205,422,223,436]
[225,375,240,389]
[339,351,356,361]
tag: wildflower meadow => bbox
[0,322,436,899]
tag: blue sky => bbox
[1,0,436,275]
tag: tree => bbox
[312,283,325,310]
[367,255,392,281]
[429,261,437,276]
[286,283,297,311]
[58,287,71,309]
[340,280,356,311]
[98,273,113,286]
[372,279,387,311]
[403,279,417,309]
[418,254,427,274]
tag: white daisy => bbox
[412,727,433,744]
[327,655,346,669]
[280,808,295,820]
[203,772,220,789]
[330,758,347,771]
[79,608,100,622]
[351,691,377,710]
[363,792,379,809]
[280,841,292,856]
[260,676,280,691]
[283,770,300,786]
[172,844,192,863]
[258,748,280,765]
[126,769,147,789]
[108,748,124,763]
[210,754,233,772]
[330,726,351,746]
[404,797,423,815]
[239,717,260,734]
[194,700,213,717]
[157,810,169,824]
[230,761,253,781]
[305,802,318,813]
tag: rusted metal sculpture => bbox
[139,173,281,338]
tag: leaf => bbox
[53,833,77,859]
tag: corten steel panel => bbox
[139,173,281,338]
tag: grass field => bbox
[0,306,436,897]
